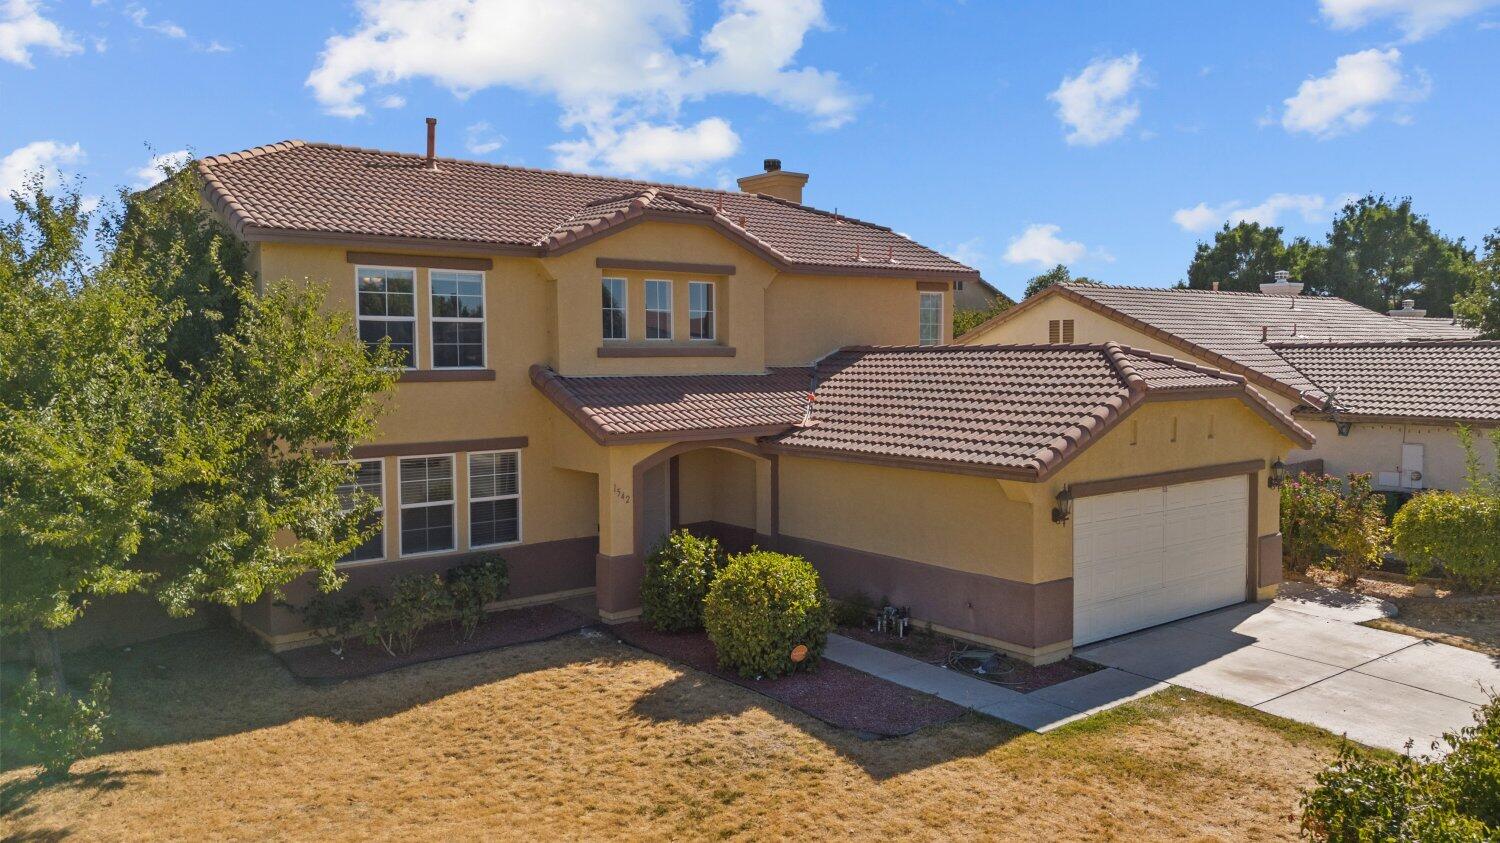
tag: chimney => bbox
[425,117,437,169]
[1211,281,1220,291]
[1259,268,1304,297]
[1388,299,1427,318]
[737,158,809,204]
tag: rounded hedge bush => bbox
[703,550,832,678]
[640,530,723,632]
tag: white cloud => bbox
[554,118,739,177]
[125,3,184,38]
[1319,0,1498,40]
[943,236,986,270]
[377,93,406,109]
[1281,48,1426,138]
[464,121,505,155]
[305,0,856,175]
[0,0,80,67]
[1003,224,1088,266]
[129,148,190,189]
[1,140,84,197]
[1172,193,1335,233]
[1048,53,1143,146]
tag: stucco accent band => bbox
[596,345,737,358]
[595,553,645,617]
[398,369,498,383]
[596,257,736,275]
[345,250,494,271]
[345,436,529,459]
[1258,533,1284,589]
[1068,459,1265,498]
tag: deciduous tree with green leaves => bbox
[1323,195,1477,315]
[1454,228,1500,339]
[1022,264,1100,299]
[1184,221,1326,294]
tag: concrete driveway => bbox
[1077,592,1500,754]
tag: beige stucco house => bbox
[197,136,1310,663]
[961,282,1497,495]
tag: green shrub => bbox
[640,530,724,632]
[7,671,111,778]
[364,573,453,656]
[1281,474,1343,573]
[830,591,875,628]
[1326,473,1389,582]
[287,591,365,657]
[1394,491,1500,592]
[1301,696,1500,840]
[703,550,832,678]
[446,554,510,640]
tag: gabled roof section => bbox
[957,283,1474,404]
[1272,340,1500,426]
[197,141,977,279]
[767,342,1312,480]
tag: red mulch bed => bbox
[611,622,966,737]
[277,604,592,684]
[838,625,1102,694]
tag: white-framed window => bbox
[336,459,385,564]
[919,291,943,346]
[398,455,455,556]
[645,279,673,340]
[602,277,627,341]
[688,281,715,341]
[468,451,521,548]
[356,266,417,367]
[430,270,485,368]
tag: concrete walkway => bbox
[827,589,1499,752]
[824,634,1166,732]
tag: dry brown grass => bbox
[1,627,1348,841]
[1301,567,1500,657]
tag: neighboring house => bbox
[954,275,1013,311]
[959,282,1494,492]
[196,134,1308,662]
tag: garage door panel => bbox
[1074,475,1249,646]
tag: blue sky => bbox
[3,0,1497,299]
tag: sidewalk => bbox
[824,633,1166,732]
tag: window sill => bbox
[398,369,497,383]
[596,345,736,358]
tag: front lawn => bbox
[2,626,1351,840]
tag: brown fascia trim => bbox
[761,441,1041,482]
[348,251,494,271]
[240,225,538,258]
[596,345,736,358]
[596,257,736,276]
[916,281,951,291]
[1069,459,1265,498]
[955,285,1308,404]
[1293,410,1500,429]
[398,368,497,383]
[314,436,530,459]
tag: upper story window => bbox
[1048,319,1075,344]
[918,291,943,346]
[356,267,416,367]
[336,459,384,564]
[430,270,485,368]
[398,454,455,556]
[469,451,521,548]
[645,279,673,340]
[689,281,715,341]
[602,277,627,341]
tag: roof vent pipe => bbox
[1211,281,1220,291]
[1260,268,1304,297]
[425,117,437,169]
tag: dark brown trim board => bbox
[596,344,737,358]
[595,552,644,616]
[1246,472,1259,600]
[1068,459,1265,498]
[347,436,529,459]
[1258,533,1284,589]
[346,250,494,271]
[916,280,950,291]
[596,257,736,276]
[398,369,497,382]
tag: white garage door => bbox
[1073,475,1249,646]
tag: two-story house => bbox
[199,130,1312,663]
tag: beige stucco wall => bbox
[677,447,758,529]
[765,273,951,366]
[1300,418,1498,492]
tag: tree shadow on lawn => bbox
[0,766,158,835]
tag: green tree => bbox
[1,174,399,686]
[1022,264,1100,299]
[1454,228,1500,338]
[1184,221,1327,293]
[1323,195,1477,315]
[953,298,1011,338]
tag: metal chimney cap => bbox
[1273,269,1291,283]
[763,158,782,172]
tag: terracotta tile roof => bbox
[1395,316,1483,340]
[959,283,1478,404]
[1272,340,1500,425]
[530,365,812,444]
[771,342,1311,479]
[197,141,975,278]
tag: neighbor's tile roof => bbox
[773,343,1311,478]
[1395,316,1482,340]
[963,283,1478,403]
[1272,341,1500,425]
[529,365,812,444]
[197,141,976,277]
